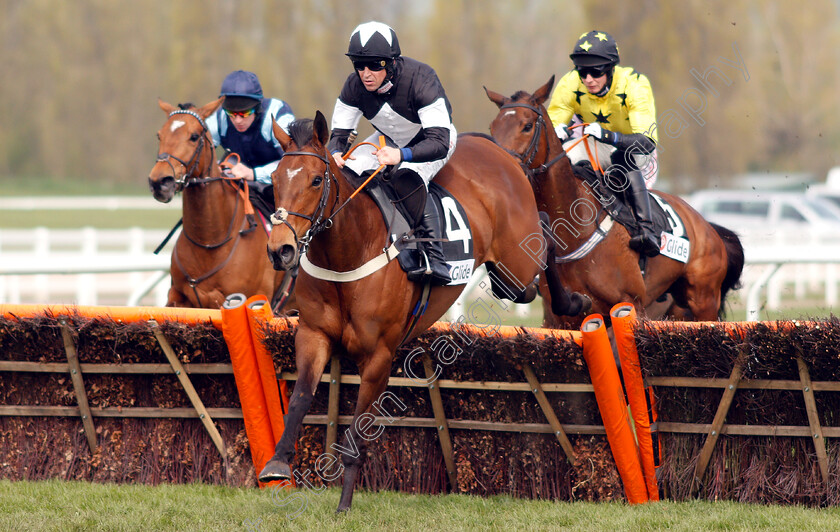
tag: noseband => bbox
[270,150,339,256]
[155,109,213,191]
[498,102,567,175]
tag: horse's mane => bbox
[510,90,530,101]
[459,131,498,146]
[177,102,195,110]
[288,119,314,149]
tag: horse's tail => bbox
[711,222,745,319]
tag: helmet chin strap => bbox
[376,80,394,94]
[376,58,398,94]
[592,66,615,97]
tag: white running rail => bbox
[1,227,839,320]
[0,227,173,306]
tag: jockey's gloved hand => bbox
[554,123,571,142]
[582,123,616,145]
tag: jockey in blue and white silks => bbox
[205,70,295,185]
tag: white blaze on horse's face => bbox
[285,166,303,182]
[503,110,517,117]
[170,120,186,132]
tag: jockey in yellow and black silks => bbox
[548,30,660,258]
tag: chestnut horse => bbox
[257,112,585,512]
[148,98,291,309]
[486,77,744,327]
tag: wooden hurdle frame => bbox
[2,302,838,501]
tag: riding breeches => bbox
[344,125,458,188]
[609,148,659,190]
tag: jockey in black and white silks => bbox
[327,21,457,285]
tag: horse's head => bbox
[266,110,337,272]
[485,76,557,167]
[148,98,223,203]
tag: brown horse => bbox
[486,77,744,327]
[257,112,585,512]
[148,98,291,309]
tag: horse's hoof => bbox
[335,505,351,514]
[574,294,592,316]
[258,460,292,482]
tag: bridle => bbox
[154,109,255,249]
[498,102,567,176]
[269,149,341,257]
[154,108,258,307]
[499,100,614,265]
[155,109,216,191]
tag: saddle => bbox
[218,152,275,234]
[344,168,475,286]
[246,181,276,233]
[571,161,676,243]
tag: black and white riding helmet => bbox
[346,21,401,60]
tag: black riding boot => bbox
[407,199,452,286]
[627,170,660,257]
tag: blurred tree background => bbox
[1,0,838,195]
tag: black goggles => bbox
[576,65,610,79]
[353,59,388,72]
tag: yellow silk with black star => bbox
[547,65,658,144]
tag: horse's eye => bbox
[523,122,533,133]
[189,133,200,142]
[312,176,323,187]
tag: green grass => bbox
[0,208,181,229]
[1,176,147,197]
[1,480,839,531]
[0,176,180,229]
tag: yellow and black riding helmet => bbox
[569,31,620,96]
[570,30,620,68]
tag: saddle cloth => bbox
[571,161,690,262]
[348,171,475,286]
[246,181,276,234]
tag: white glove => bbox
[582,123,614,144]
[554,124,570,142]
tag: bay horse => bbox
[148,98,292,310]
[257,111,586,512]
[486,77,744,327]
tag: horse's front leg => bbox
[259,326,332,482]
[539,212,591,317]
[336,346,393,513]
[165,285,191,307]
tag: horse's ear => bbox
[158,99,176,115]
[484,86,507,108]
[272,120,292,151]
[313,110,330,146]
[532,75,556,106]
[198,97,224,119]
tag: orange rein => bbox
[565,123,604,174]
[219,151,255,218]
[342,135,387,202]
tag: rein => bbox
[329,138,387,219]
[565,123,605,174]
[499,102,614,265]
[269,138,385,257]
[156,109,212,191]
[270,138,432,346]
[498,102,567,175]
[269,149,340,256]
[155,108,258,307]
